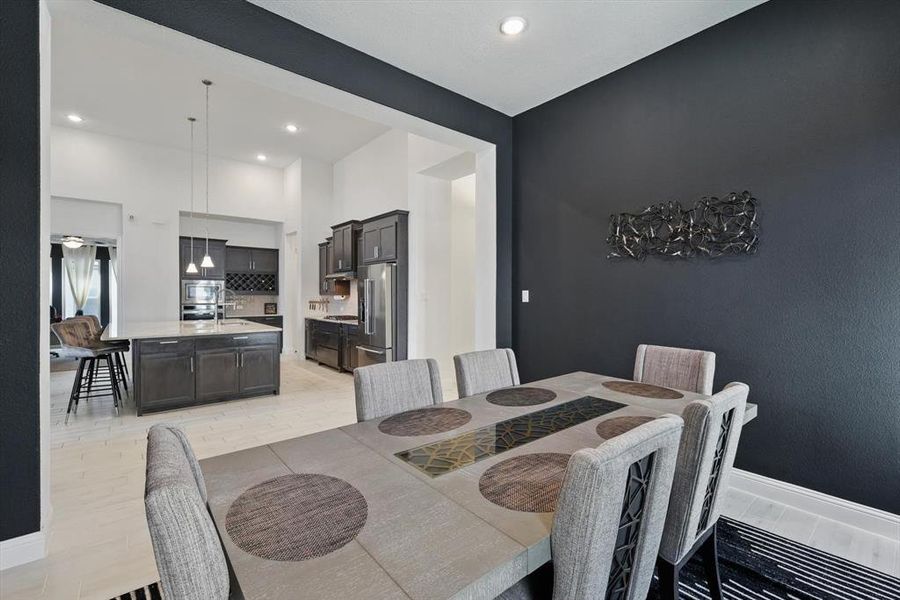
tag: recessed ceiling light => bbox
[499,16,527,36]
[67,114,83,123]
[285,124,298,133]
[257,154,267,161]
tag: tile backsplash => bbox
[227,295,279,317]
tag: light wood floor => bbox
[0,357,896,599]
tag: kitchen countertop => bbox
[101,319,282,341]
[305,315,359,326]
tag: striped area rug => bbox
[650,517,900,600]
[113,518,899,600]
[110,581,161,600]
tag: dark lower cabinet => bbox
[307,318,361,372]
[195,348,240,402]
[134,333,280,415]
[139,353,196,412]
[240,316,283,352]
[240,346,279,394]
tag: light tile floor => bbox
[0,357,896,599]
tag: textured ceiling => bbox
[251,0,766,115]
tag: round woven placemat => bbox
[479,453,571,512]
[596,416,656,439]
[225,474,367,561]
[601,380,684,399]
[378,407,472,436]
[485,387,557,407]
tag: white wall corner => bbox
[0,530,48,571]
[729,468,900,539]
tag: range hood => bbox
[325,271,356,281]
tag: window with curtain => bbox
[63,260,101,318]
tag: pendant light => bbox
[185,117,199,274]
[199,79,215,269]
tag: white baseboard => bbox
[730,468,900,539]
[0,530,47,570]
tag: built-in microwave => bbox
[181,280,223,305]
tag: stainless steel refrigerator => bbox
[357,262,397,367]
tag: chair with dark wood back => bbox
[656,382,749,599]
[497,415,684,600]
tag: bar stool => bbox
[51,320,125,423]
[69,315,130,395]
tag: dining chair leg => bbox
[105,354,120,415]
[699,523,723,600]
[66,358,87,425]
[656,557,680,600]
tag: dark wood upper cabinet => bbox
[331,221,361,272]
[225,246,252,272]
[361,211,407,264]
[318,241,330,295]
[251,248,278,273]
[180,237,226,280]
[225,246,278,274]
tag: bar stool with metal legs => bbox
[68,315,131,397]
[51,320,124,423]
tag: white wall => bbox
[51,196,122,239]
[333,129,409,221]
[299,156,335,353]
[450,175,477,358]
[178,214,279,248]
[51,127,284,322]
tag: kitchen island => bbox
[102,319,281,415]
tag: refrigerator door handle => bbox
[365,278,375,335]
[359,346,385,355]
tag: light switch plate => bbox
[521,290,529,303]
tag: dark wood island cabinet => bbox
[102,320,281,415]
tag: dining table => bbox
[200,371,758,600]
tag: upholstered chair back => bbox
[633,344,716,395]
[354,358,443,421]
[51,319,93,348]
[658,383,748,564]
[145,424,228,600]
[552,415,684,600]
[453,348,520,398]
[70,314,102,339]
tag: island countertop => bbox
[101,319,282,341]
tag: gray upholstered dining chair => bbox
[497,415,684,600]
[145,424,239,600]
[453,348,520,398]
[634,344,716,395]
[656,382,749,600]
[353,358,443,421]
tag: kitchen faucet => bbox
[216,287,238,325]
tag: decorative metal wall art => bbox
[607,191,758,260]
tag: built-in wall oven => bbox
[181,280,224,321]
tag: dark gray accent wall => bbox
[0,0,42,540]
[513,0,900,511]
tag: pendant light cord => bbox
[189,117,195,264]
[204,81,211,256]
